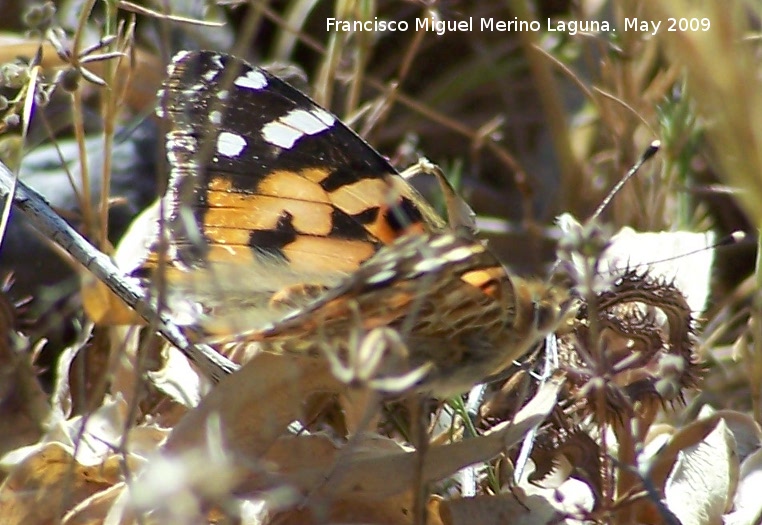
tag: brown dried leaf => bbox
[164,352,346,458]
[81,272,142,326]
[50,338,82,418]
[0,443,117,524]
[0,341,48,456]
[437,492,556,525]
[710,409,762,463]
[436,474,594,525]
[147,345,209,409]
[236,376,562,501]
[271,492,414,525]
[62,482,126,525]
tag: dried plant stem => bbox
[508,0,583,213]
[71,88,92,235]
[612,403,657,524]
[95,4,126,249]
[612,420,636,524]
[751,230,762,423]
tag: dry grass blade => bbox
[642,1,762,224]
[117,0,225,26]
[642,0,762,424]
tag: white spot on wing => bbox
[261,121,303,149]
[365,269,397,285]
[217,132,246,157]
[203,68,219,82]
[430,235,456,248]
[234,70,268,90]
[312,108,336,126]
[281,109,335,134]
[261,107,337,148]
[209,110,222,125]
[442,246,477,262]
[412,258,444,275]
[174,50,191,62]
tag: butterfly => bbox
[142,50,570,396]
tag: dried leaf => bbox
[0,340,48,456]
[557,215,715,314]
[664,418,737,525]
[236,376,563,501]
[710,409,762,463]
[62,483,126,525]
[647,413,722,489]
[724,447,762,525]
[439,491,558,525]
[0,443,117,524]
[164,352,345,458]
[147,345,208,408]
[600,226,715,315]
[81,272,141,325]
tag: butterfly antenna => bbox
[617,230,747,274]
[590,140,661,222]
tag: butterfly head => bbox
[511,278,576,343]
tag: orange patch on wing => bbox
[202,226,254,245]
[329,177,429,244]
[281,237,376,273]
[257,170,331,202]
[364,208,398,244]
[364,200,424,244]
[300,167,333,184]
[170,234,375,275]
[201,244,256,265]
[203,196,335,234]
[461,266,505,297]
[330,178,389,214]
[395,219,427,238]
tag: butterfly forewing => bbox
[160,51,445,276]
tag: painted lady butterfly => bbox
[144,50,569,395]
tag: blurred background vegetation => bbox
[0,0,760,424]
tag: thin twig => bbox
[0,162,237,384]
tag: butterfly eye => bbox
[533,301,560,333]
[532,289,575,334]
